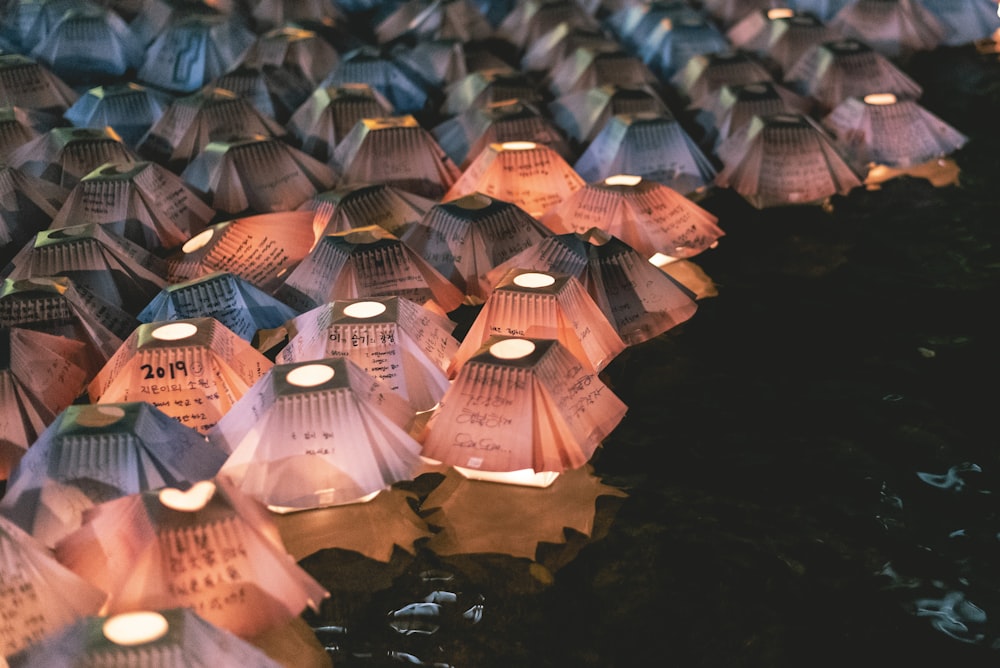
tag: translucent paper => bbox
[548,83,670,146]
[670,49,776,107]
[374,0,493,43]
[605,0,708,51]
[8,126,137,190]
[401,192,553,302]
[0,402,227,548]
[715,112,864,208]
[320,46,430,114]
[637,16,731,80]
[240,25,340,86]
[0,164,64,267]
[213,358,423,511]
[63,83,171,149]
[276,225,465,313]
[697,80,813,148]
[28,5,143,83]
[0,106,51,162]
[88,318,274,434]
[827,0,946,57]
[180,136,337,216]
[521,23,621,73]
[541,176,724,261]
[727,10,834,73]
[919,0,1000,46]
[548,47,659,98]
[0,514,105,657]
[0,53,78,115]
[301,183,435,239]
[210,64,315,127]
[387,37,469,90]
[421,336,627,474]
[288,84,395,164]
[54,477,329,638]
[497,0,598,50]
[277,296,459,412]
[331,116,461,200]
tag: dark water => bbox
[298,43,1000,668]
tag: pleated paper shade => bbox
[301,182,435,239]
[727,9,835,73]
[919,0,1000,46]
[209,64,315,127]
[320,46,431,115]
[548,83,671,146]
[497,0,599,50]
[240,25,340,86]
[62,83,170,150]
[670,49,776,107]
[0,164,64,268]
[28,4,143,84]
[288,84,395,164]
[605,0,709,51]
[374,0,494,43]
[827,0,946,57]
[8,126,138,191]
[0,53,78,116]
[548,47,660,98]
[521,23,621,73]
[0,106,52,163]
[637,16,731,80]
[440,68,546,117]
[697,79,813,147]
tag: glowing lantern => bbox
[167,211,319,294]
[87,318,273,434]
[0,402,227,548]
[137,87,286,172]
[301,182,435,239]
[277,296,459,412]
[441,68,545,117]
[827,0,946,57]
[8,126,137,190]
[288,84,395,164]
[541,174,724,262]
[0,514,106,657]
[332,116,461,200]
[0,53,78,116]
[212,358,423,512]
[549,83,670,146]
[401,192,553,302]
[421,335,627,484]
[54,477,329,638]
[0,164,64,268]
[445,141,585,218]
[715,112,863,208]
[274,225,465,314]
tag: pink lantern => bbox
[301,182,435,238]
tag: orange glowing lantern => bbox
[301,182,435,239]
[401,192,553,302]
[277,296,459,412]
[444,140,585,218]
[54,476,329,638]
[87,318,273,434]
[8,126,137,190]
[212,357,423,512]
[541,174,724,262]
[549,83,671,146]
[0,402,227,548]
[288,84,395,164]
[0,54,78,116]
[421,335,627,485]
[274,225,465,314]
[0,514,106,657]
[827,0,946,57]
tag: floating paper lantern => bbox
[29,4,143,84]
[522,23,621,73]
[213,357,423,512]
[5,608,285,668]
[574,112,718,195]
[445,141,585,218]
[137,87,287,172]
[301,182,435,238]
[0,402,227,548]
[54,476,329,638]
[715,112,864,208]
[331,116,461,200]
[0,106,55,162]
[0,53,78,116]
[276,296,458,412]
[87,317,274,434]
[138,272,299,342]
[63,83,172,149]
[274,225,465,314]
[548,83,671,146]
[485,230,700,345]
[670,49,776,107]
[0,326,90,479]
[181,135,337,216]
[320,46,431,115]
[822,93,969,172]
[638,16,731,80]
[441,68,546,117]
[288,84,395,164]
[8,126,138,191]
[210,64,315,127]
[548,47,660,98]
[421,335,627,482]
[828,0,946,57]
[240,25,340,86]
[497,0,599,50]
[401,192,553,302]
[0,164,64,268]
[138,11,256,93]
[374,0,494,43]
[727,9,835,73]
[166,211,318,293]
[0,514,106,657]
[696,80,813,147]
[541,174,724,262]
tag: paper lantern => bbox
[0,106,55,162]
[696,80,813,147]
[63,83,172,150]
[331,116,461,200]
[212,357,423,512]
[0,514,106,657]
[138,11,256,93]
[484,230,700,345]
[784,38,924,113]
[0,164,64,268]
[301,182,435,238]
[0,0,74,53]
[605,0,710,52]
[388,37,470,90]
[8,126,138,191]
[209,64,315,127]
[548,46,660,98]
[445,141,585,218]
[548,83,670,146]
[451,268,625,376]
[574,112,718,195]
[54,476,329,638]
[166,211,319,293]
[918,0,1000,46]
[0,402,227,548]
[5,223,168,315]
[288,84,395,164]
[374,0,494,43]
[670,49,776,107]
[521,23,622,73]
[637,16,731,80]
[87,317,274,434]
[5,608,285,668]
[28,4,143,83]
[247,0,345,31]
[541,174,724,262]
[822,93,969,173]
[786,0,853,21]
[727,9,835,73]
[274,225,465,313]
[701,0,779,27]
[0,326,90,479]
[276,296,459,412]
[240,25,340,86]
[421,335,627,481]
[320,46,431,115]
[138,272,299,342]
[181,135,337,216]
[441,68,546,117]
[0,53,78,116]
[433,98,573,169]
[715,112,864,208]
[497,0,599,50]
[136,87,287,172]
[828,0,946,57]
